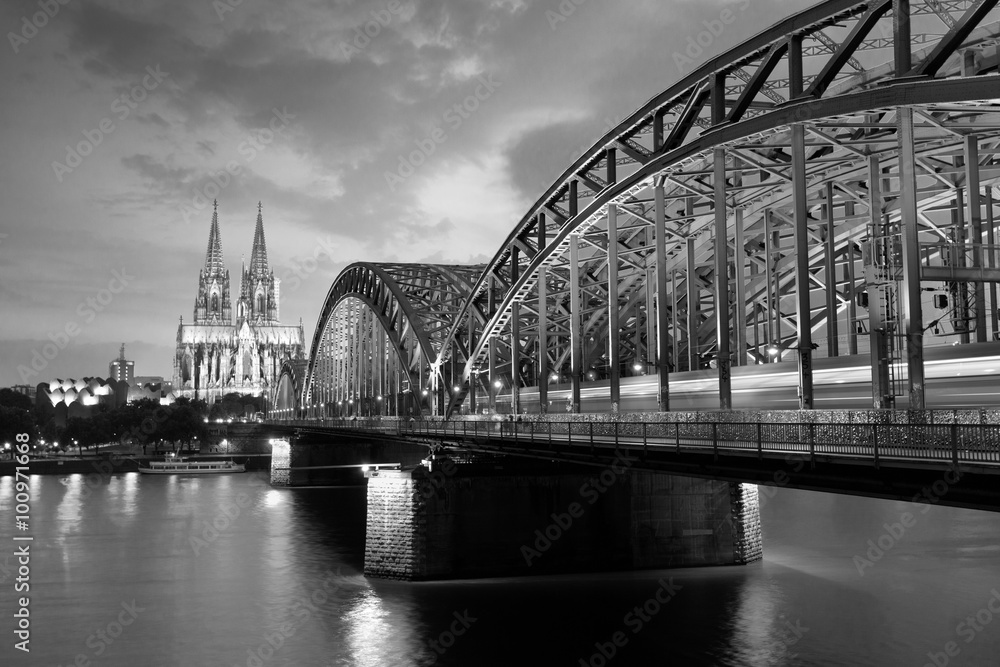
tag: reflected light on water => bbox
[722,576,790,666]
[264,489,284,507]
[345,589,394,667]
[54,474,85,577]
[56,474,83,532]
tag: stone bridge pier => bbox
[363,452,762,581]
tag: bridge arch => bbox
[273,359,307,418]
[302,262,485,418]
[430,0,1000,415]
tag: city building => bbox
[173,201,305,403]
[8,384,35,401]
[109,343,134,385]
[35,376,177,427]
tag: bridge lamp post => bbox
[493,379,502,414]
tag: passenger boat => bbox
[138,458,246,474]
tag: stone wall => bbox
[364,471,424,579]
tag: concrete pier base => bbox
[364,456,762,580]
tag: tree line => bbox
[0,389,264,455]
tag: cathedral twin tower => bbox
[173,202,304,403]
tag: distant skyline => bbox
[0,0,808,387]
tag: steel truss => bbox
[298,0,1000,418]
[296,263,484,417]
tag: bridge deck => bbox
[269,414,1000,511]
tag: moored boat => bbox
[138,458,246,474]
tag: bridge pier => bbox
[364,456,762,580]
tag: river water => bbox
[2,470,999,666]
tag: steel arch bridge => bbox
[282,0,1000,420]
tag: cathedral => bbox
[173,202,305,404]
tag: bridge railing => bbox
[297,418,1000,467]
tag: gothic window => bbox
[212,294,219,313]
[257,295,264,313]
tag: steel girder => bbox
[302,263,484,417]
[435,0,1000,415]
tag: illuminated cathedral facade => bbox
[173,202,304,403]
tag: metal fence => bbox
[278,417,1000,467]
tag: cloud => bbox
[0,0,816,387]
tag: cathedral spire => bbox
[204,199,226,275]
[249,201,269,277]
[239,202,278,324]
[194,200,233,325]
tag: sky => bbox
[0,0,810,388]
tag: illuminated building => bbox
[173,201,304,403]
[109,343,134,384]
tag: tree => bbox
[0,406,37,453]
[160,402,208,451]
[62,417,96,456]
[0,388,32,411]
[208,393,263,421]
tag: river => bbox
[2,471,999,666]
